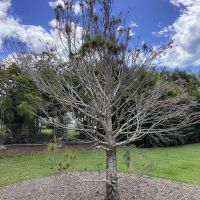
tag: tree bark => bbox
[105,147,120,200]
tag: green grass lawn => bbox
[41,128,54,135]
[0,143,200,186]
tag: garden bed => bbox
[1,172,200,200]
[0,143,94,157]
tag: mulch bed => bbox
[0,143,94,157]
[1,172,200,200]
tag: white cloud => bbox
[170,0,199,7]
[0,0,83,59]
[130,22,138,28]
[0,0,55,53]
[0,0,11,18]
[49,0,65,9]
[49,0,82,14]
[159,0,200,68]
[49,19,57,28]
[73,3,81,14]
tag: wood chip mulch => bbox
[1,173,200,200]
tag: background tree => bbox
[0,61,45,143]
[134,69,200,147]
[24,0,199,199]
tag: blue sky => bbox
[1,0,200,72]
[11,0,179,45]
[11,0,54,29]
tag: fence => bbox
[0,123,56,145]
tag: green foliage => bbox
[0,64,42,120]
[48,143,76,172]
[57,152,76,171]
[48,143,59,153]
[1,61,200,147]
[96,161,103,174]
[68,129,80,138]
[41,128,54,135]
[16,102,36,117]
[0,123,11,144]
[167,87,180,97]
[127,69,200,147]
[80,34,119,55]
[0,63,54,143]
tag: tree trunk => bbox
[105,147,120,200]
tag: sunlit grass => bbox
[0,143,200,186]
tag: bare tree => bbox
[25,0,199,199]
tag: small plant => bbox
[57,151,76,172]
[48,142,63,170]
[48,142,76,172]
[123,150,131,172]
[96,161,103,175]
[48,143,59,153]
